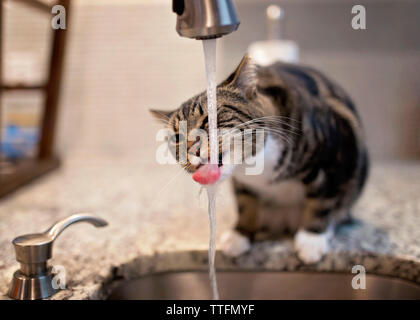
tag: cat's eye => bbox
[169,133,185,144]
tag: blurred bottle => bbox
[248,5,299,65]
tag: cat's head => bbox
[150,55,268,181]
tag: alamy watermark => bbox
[351,264,366,290]
[51,265,66,290]
[51,5,66,30]
[351,5,367,30]
[155,121,266,175]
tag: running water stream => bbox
[202,38,220,300]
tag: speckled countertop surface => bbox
[0,159,419,300]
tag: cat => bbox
[150,55,369,263]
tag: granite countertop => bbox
[0,159,419,300]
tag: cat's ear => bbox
[222,54,257,99]
[149,109,172,123]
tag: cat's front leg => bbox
[294,197,335,264]
[220,181,259,257]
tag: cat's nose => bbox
[188,141,202,157]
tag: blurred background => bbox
[0,0,419,197]
[1,2,420,301]
[1,1,420,302]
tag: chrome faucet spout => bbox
[173,0,240,39]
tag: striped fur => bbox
[150,55,369,248]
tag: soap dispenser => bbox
[248,5,299,65]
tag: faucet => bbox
[8,214,108,300]
[173,0,240,39]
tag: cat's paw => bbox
[294,229,329,264]
[220,230,251,257]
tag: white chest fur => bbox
[232,134,305,205]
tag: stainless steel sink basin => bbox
[107,271,420,300]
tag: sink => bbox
[107,271,420,300]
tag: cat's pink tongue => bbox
[192,164,221,185]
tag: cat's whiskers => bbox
[251,119,301,135]
[249,125,297,142]
[218,116,300,141]
[222,129,293,152]
[147,165,192,211]
[222,124,295,148]
[224,115,300,129]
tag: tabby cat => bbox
[150,55,369,263]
